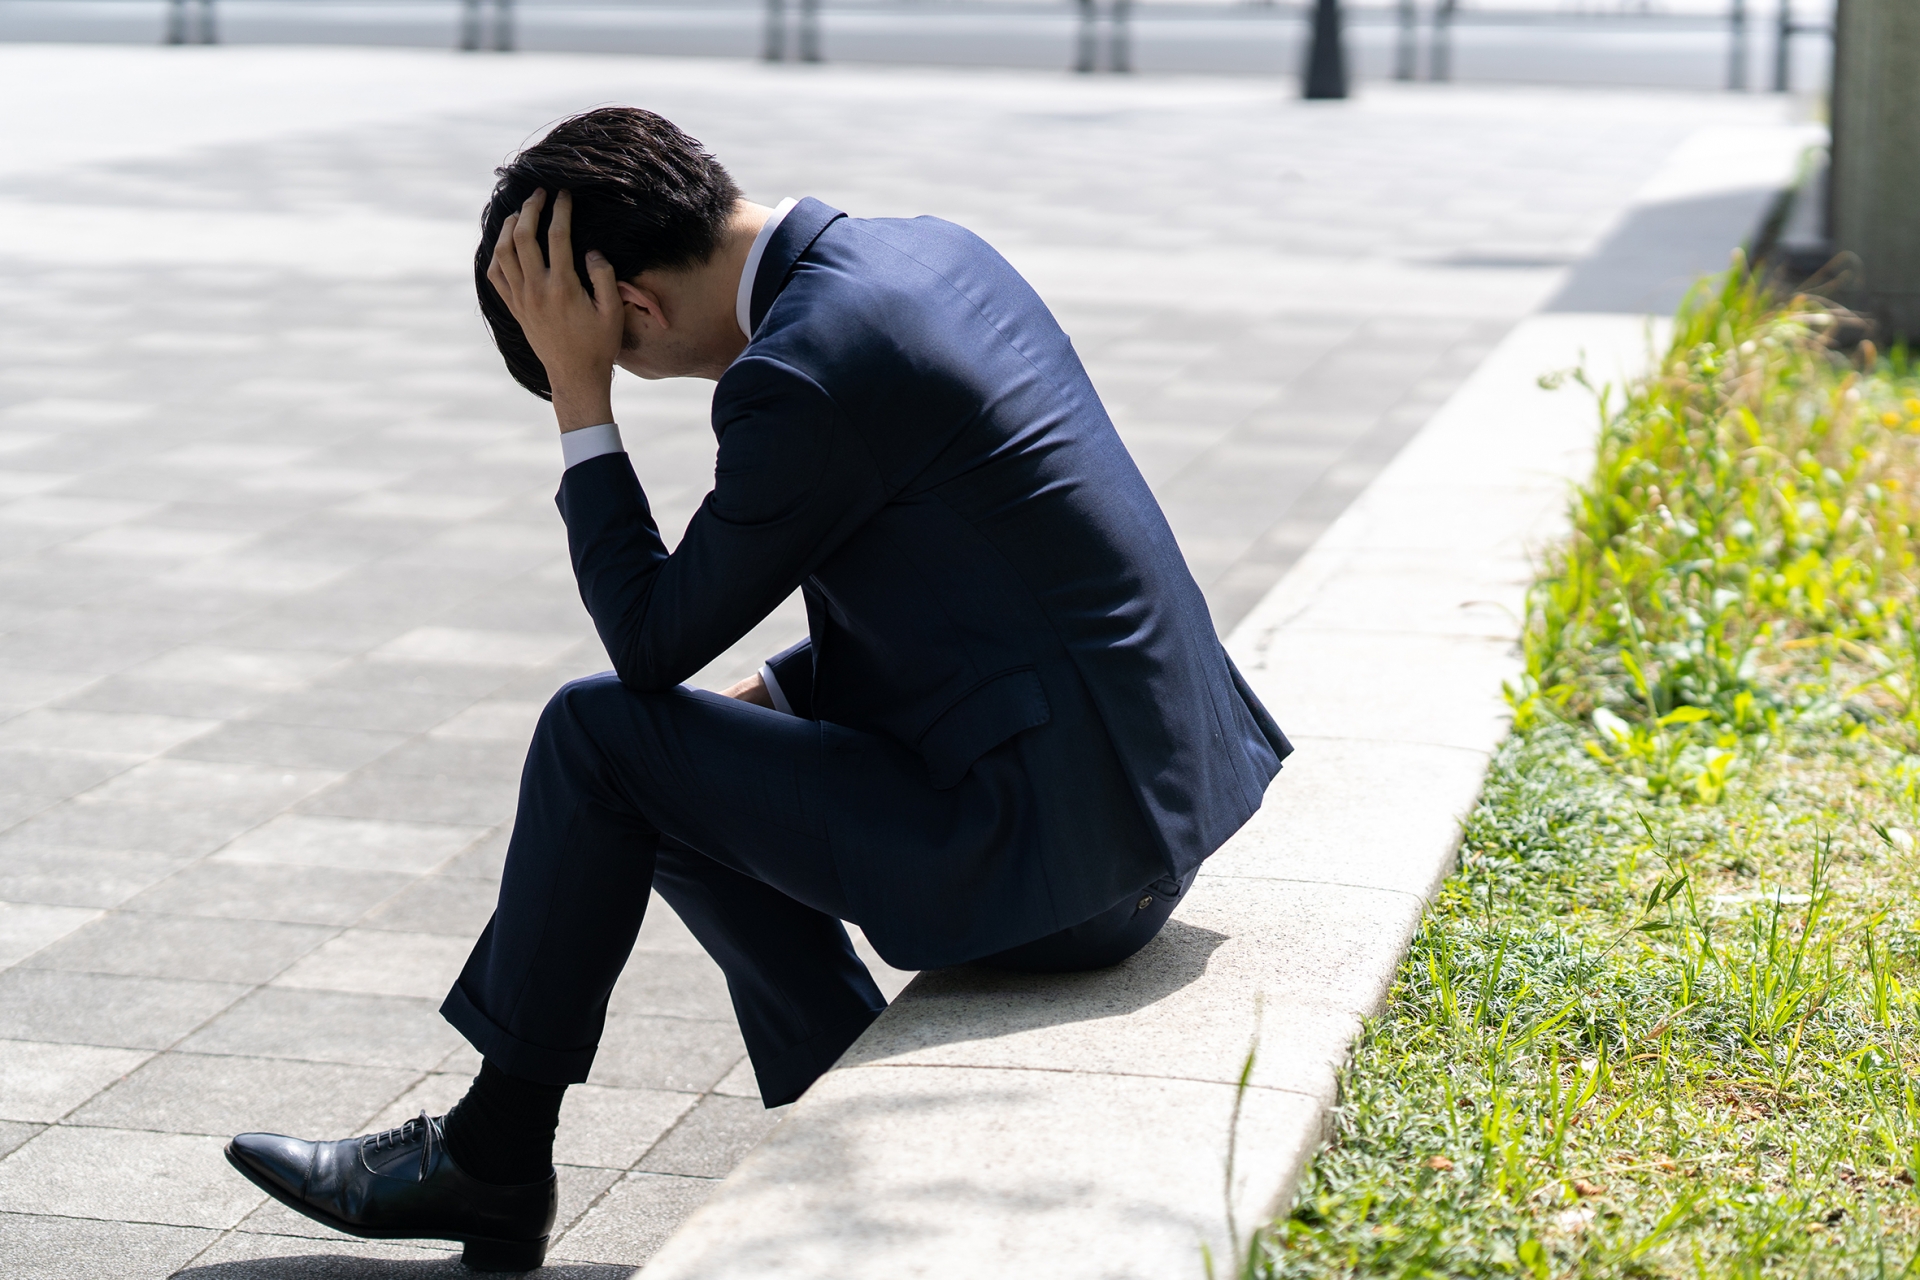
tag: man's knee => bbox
[531,671,631,755]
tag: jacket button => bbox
[1136,895,1154,911]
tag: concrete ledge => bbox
[637,312,1657,1280]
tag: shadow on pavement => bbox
[845,916,1231,1060]
[175,1257,632,1279]
[1544,187,1782,316]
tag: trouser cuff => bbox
[440,980,597,1086]
[752,1005,884,1108]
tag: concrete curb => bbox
[631,314,1653,1280]
[630,122,1812,1280]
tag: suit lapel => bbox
[748,197,845,335]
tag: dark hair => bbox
[475,107,742,399]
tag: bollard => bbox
[1728,0,1749,89]
[799,0,821,62]
[1394,0,1417,80]
[1302,0,1346,98]
[1428,0,1455,80]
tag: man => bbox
[224,107,1288,1271]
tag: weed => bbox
[1260,276,1920,1277]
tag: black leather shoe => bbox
[225,1113,557,1272]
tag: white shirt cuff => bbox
[759,663,795,715]
[560,422,624,470]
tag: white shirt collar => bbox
[736,197,800,342]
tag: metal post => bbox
[1302,0,1347,98]
[1109,0,1132,72]
[459,0,481,50]
[1075,0,1097,72]
[799,0,821,62]
[164,0,187,43]
[1395,0,1417,80]
[492,0,513,50]
[1728,0,1748,90]
[192,0,216,44]
[1772,0,1792,91]
[764,0,786,61]
[1830,0,1920,341]
[1429,0,1456,81]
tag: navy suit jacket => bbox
[557,198,1289,960]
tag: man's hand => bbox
[487,188,623,431]
[719,672,775,709]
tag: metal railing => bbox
[1395,0,1829,91]
[99,0,1834,90]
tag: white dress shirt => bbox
[558,197,799,474]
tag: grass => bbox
[1250,268,1920,1278]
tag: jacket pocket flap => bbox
[918,668,1051,790]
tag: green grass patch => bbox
[1255,272,1920,1277]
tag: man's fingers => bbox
[585,250,620,317]
[513,189,548,275]
[491,212,524,297]
[547,190,576,286]
[486,256,514,309]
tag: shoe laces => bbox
[362,1111,443,1182]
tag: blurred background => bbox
[0,0,1837,92]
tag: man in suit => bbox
[224,106,1289,1270]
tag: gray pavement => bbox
[0,45,1800,1274]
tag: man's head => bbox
[477,107,742,398]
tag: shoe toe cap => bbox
[227,1131,317,1198]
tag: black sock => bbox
[441,1059,567,1186]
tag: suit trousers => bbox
[440,672,1190,1108]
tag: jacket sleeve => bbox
[556,357,884,691]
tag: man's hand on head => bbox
[487,188,623,433]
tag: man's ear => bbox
[615,279,667,330]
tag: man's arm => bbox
[557,360,881,689]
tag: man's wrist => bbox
[551,378,615,433]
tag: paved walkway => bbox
[0,45,1798,1276]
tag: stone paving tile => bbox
[166,720,409,772]
[178,988,463,1071]
[212,814,483,875]
[637,1094,788,1179]
[550,1171,720,1266]
[0,1119,43,1158]
[0,1039,152,1123]
[0,969,250,1050]
[359,874,501,937]
[589,1015,749,1095]
[271,929,472,1001]
[69,1052,416,1139]
[0,1212,217,1280]
[25,913,336,985]
[0,843,192,909]
[0,899,100,966]
[0,1125,264,1228]
[606,949,736,1020]
[120,861,415,926]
